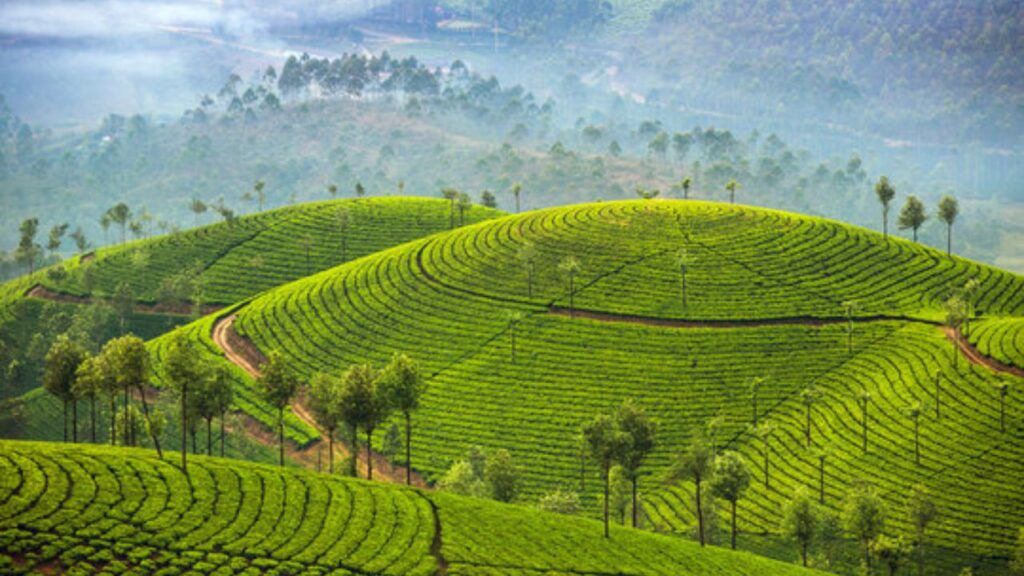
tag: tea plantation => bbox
[0,441,823,575]
[208,200,1023,570]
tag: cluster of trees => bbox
[437,445,520,503]
[874,176,961,253]
[301,352,427,484]
[41,331,236,465]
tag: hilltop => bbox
[171,199,1022,573]
[0,440,823,576]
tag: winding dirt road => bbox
[211,313,426,487]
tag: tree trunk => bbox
[350,423,359,477]
[181,384,188,473]
[110,397,116,446]
[806,404,812,447]
[72,399,78,443]
[278,407,285,467]
[123,384,130,446]
[207,418,213,455]
[730,499,737,549]
[90,396,97,443]
[913,228,918,242]
[405,412,412,485]
[328,428,335,474]
[137,385,162,459]
[883,208,888,239]
[602,463,610,538]
[366,428,374,480]
[947,223,952,255]
[802,540,808,567]
[62,399,68,443]
[631,476,639,528]
[695,477,705,546]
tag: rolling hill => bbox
[0,440,823,576]
[157,199,1024,572]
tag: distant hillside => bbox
[184,200,1021,573]
[0,440,824,575]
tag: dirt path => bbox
[27,284,224,316]
[211,313,427,487]
[548,306,924,329]
[944,327,1024,378]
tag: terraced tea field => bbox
[202,200,1023,569]
[0,441,823,575]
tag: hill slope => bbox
[197,200,1023,571]
[0,440,822,576]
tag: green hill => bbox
[0,440,822,576]
[173,200,1022,572]
[0,197,503,401]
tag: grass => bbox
[211,199,1023,572]
[0,440,824,575]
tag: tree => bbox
[456,193,473,226]
[485,448,519,502]
[725,180,740,204]
[905,402,924,465]
[69,227,89,255]
[753,422,774,489]
[583,413,629,538]
[254,180,267,212]
[944,295,968,368]
[609,465,630,524]
[195,365,233,456]
[338,363,378,478]
[711,450,751,549]
[856,390,872,454]
[47,223,68,257]
[442,188,459,229]
[355,181,366,198]
[996,381,1011,433]
[800,386,821,447]
[516,242,537,298]
[107,203,132,244]
[842,300,859,353]
[328,183,338,198]
[898,195,928,242]
[819,511,844,569]
[539,489,581,515]
[258,351,300,467]
[379,353,425,485]
[907,484,938,576]
[16,217,41,275]
[675,248,693,309]
[669,434,715,546]
[749,377,765,428]
[872,535,907,576]
[559,256,582,317]
[43,335,87,443]
[438,461,485,497]
[843,481,887,571]
[875,176,896,239]
[781,487,818,567]
[506,310,523,363]
[335,208,351,262]
[73,354,109,443]
[480,190,497,208]
[680,177,692,200]
[937,195,959,255]
[309,372,342,473]
[163,332,204,472]
[104,335,158,453]
[511,182,523,213]
[617,399,657,528]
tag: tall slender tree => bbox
[875,176,896,239]
[339,363,377,478]
[711,450,751,549]
[905,402,924,465]
[309,372,342,473]
[753,422,774,489]
[73,354,109,443]
[164,332,204,472]
[898,195,928,242]
[516,242,537,298]
[782,487,819,567]
[107,203,132,244]
[583,413,629,538]
[43,335,87,443]
[442,188,459,229]
[380,353,425,485]
[842,300,859,354]
[855,390,871,454]
[506,310,523,363]
[843,482,888,571]
[907,484,938,576]
[995,381,1011,433]
[617,399,657,528]
[511,182,522,213]
[559,256,582,317]
[937,195,959,256]
[254,180,267,212]
[669,434,715,546]
[258,351,300,467]
[725,180,740,204]
[749,377,766,428]
[801,386,821,447]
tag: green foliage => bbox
[484,448,520,503]
[781,487,819,566]
[539,488,582,515]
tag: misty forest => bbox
[0,1,1022,575]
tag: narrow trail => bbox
[944,326,1024,378]
[211,313,427,487]
[548,306,927,329]
[26,284,224,316]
